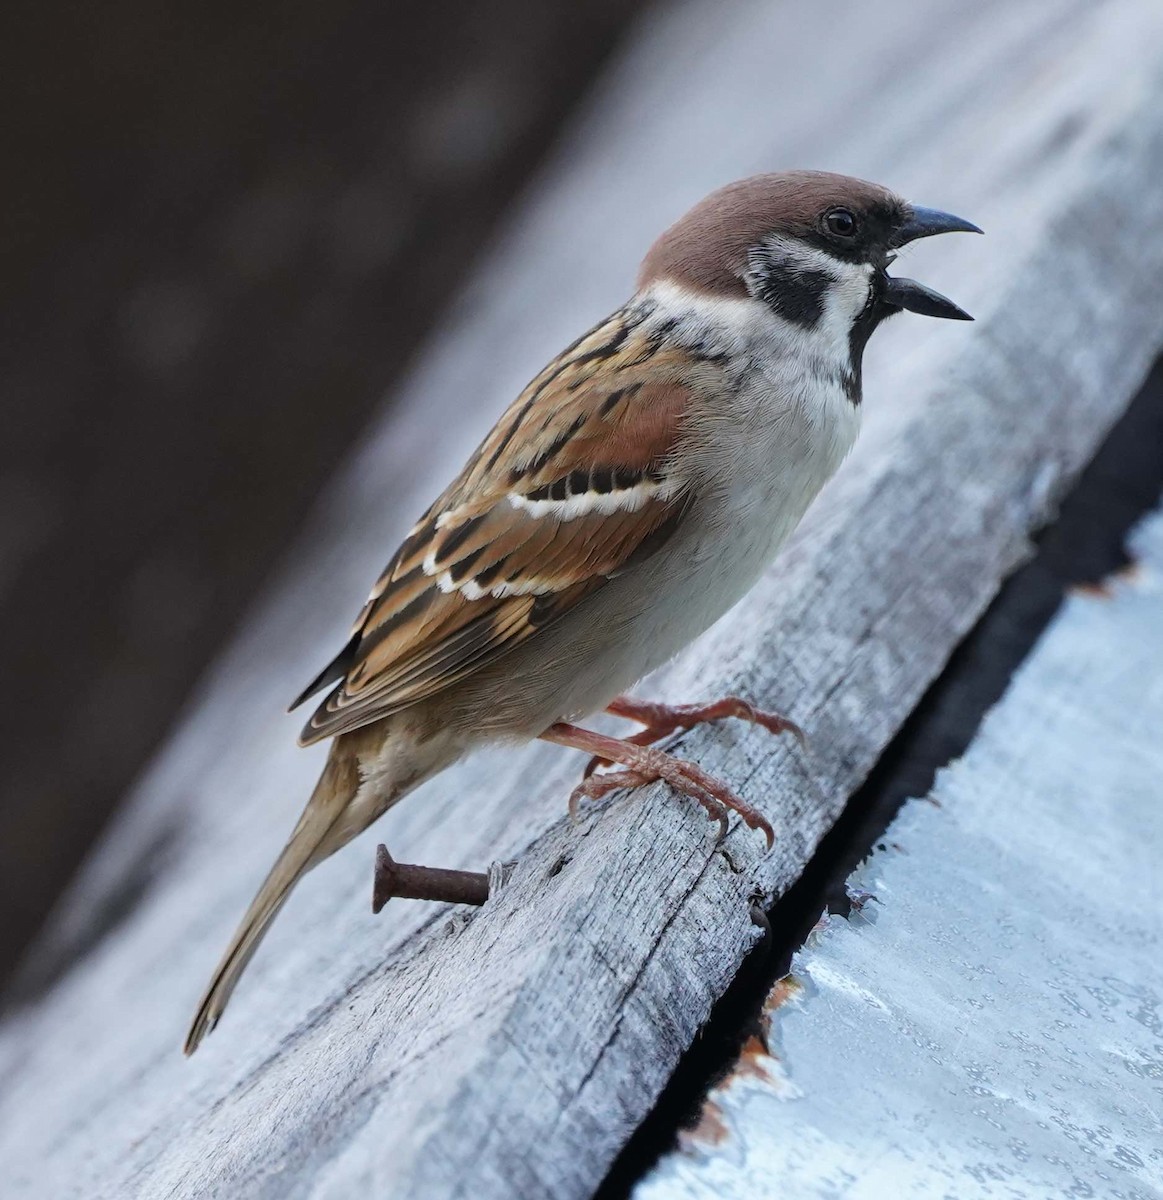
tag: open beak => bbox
[883,275,973,321]
[883,204,982,321]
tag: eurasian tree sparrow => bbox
[185,171,978,1053]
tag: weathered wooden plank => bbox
[3,1,1163,1197]
[640,504,1163,1200]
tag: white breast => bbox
[536,282,864,723]
[647,278,863,576]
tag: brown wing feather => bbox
[297,306,707,745]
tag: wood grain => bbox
[3,1,1163,1197]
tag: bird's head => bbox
[638,170,980,369]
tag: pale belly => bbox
[451,415,854,739]
[441,308,862,739]
[552,479,819,718]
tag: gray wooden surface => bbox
[4,1,1163,1197]
[640,503,1163,1200]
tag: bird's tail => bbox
[183,740,361,1056]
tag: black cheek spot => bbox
[762,267,830,326]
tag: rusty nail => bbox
[372,844,491,913]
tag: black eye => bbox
[824,208,858,238]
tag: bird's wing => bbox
[294,305,714,745]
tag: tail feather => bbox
[183,742,359,1056]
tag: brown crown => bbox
[637,170,903,298]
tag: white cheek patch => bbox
[750,236,873,364]
[823,257,875,321]
[758,237,872,311]
[818,259,874,363]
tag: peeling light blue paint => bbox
[640,503,1163,1200]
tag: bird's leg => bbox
[540,722,774,847]
[583,693,805,778]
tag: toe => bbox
[755,711,807,747]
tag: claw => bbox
[545,722,775,848]
[569,767,650,821]
[669,756,773,848]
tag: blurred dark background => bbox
[0,0,651,984]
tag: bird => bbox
[184,170,979,1054]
